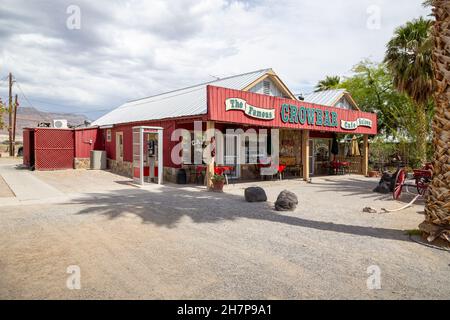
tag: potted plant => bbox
[211,174,225,192]
[368,166,379,178]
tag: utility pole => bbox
[8,72,13,157]
[12,94,18,156]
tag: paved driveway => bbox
[0,162,449,299]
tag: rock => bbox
[275,190,298,211]
[244,187,267,202]
[362,207,377,213]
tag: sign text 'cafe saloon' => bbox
[225,97,373,131]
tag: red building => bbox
[23,69,377,185]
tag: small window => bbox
[263,80,270,95]
[106,129,112,142]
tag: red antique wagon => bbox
[393,163,433,200]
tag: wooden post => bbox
[8,73,13,157]
[302,130,309,181]
[206,121,215,189]
[362,135,369,176]
[12,94,18,156]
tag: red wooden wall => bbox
[75,128,104,158]
[103,118,197,169]
[22,127,103,170]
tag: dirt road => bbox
[0,165,449,299]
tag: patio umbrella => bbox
[350,135,360,156]
[331,134,339,160]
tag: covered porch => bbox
[178,121,370,187]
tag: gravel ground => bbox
[0,167,449,299]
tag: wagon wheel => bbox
[415,176,429,196]
[393,169,406,200]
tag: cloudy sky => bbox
[0,0,430,119]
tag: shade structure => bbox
[331,135,339,155]
[350,135,361,156]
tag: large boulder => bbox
[244,187,267,202]
[275,190,298,211]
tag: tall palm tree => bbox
[420,0,450,242]
[315,76,340,92]
[384,17,434,164]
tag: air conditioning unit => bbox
[53,119,68,129]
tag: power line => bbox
[14,81,34,108]
[14,80,49,121]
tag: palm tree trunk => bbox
[415,105,428,165]
[420,0,450,243]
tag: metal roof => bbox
[303,89,346,106]
[92,68,271,126]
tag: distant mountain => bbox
[1,107,89,136]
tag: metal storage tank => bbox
[90,150,106,170]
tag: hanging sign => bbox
[225,98,275,120]
[340,118,372,130]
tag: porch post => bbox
[206,121,215,189]
[362,134,369,176]
[157,128,163,185]
[302,130,309,181]
[139,127,144,185]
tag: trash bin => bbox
[90,150,106,170]
[176,168,187,184]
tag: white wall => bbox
[334,96,354,110]
[248,78,285,97]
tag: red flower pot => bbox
[368,170,378,177]
[212,180,224,192]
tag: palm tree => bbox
[419,0,450,243]
[315,76,340,92]
[384,17,434,165]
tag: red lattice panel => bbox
[34,129,74,170]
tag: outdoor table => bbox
[214,166,233,175]
[257,163,287,180]
[214,166,234,184]
[330,161,350,175]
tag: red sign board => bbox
[207,85,377,135]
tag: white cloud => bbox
[0,0,430,119]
